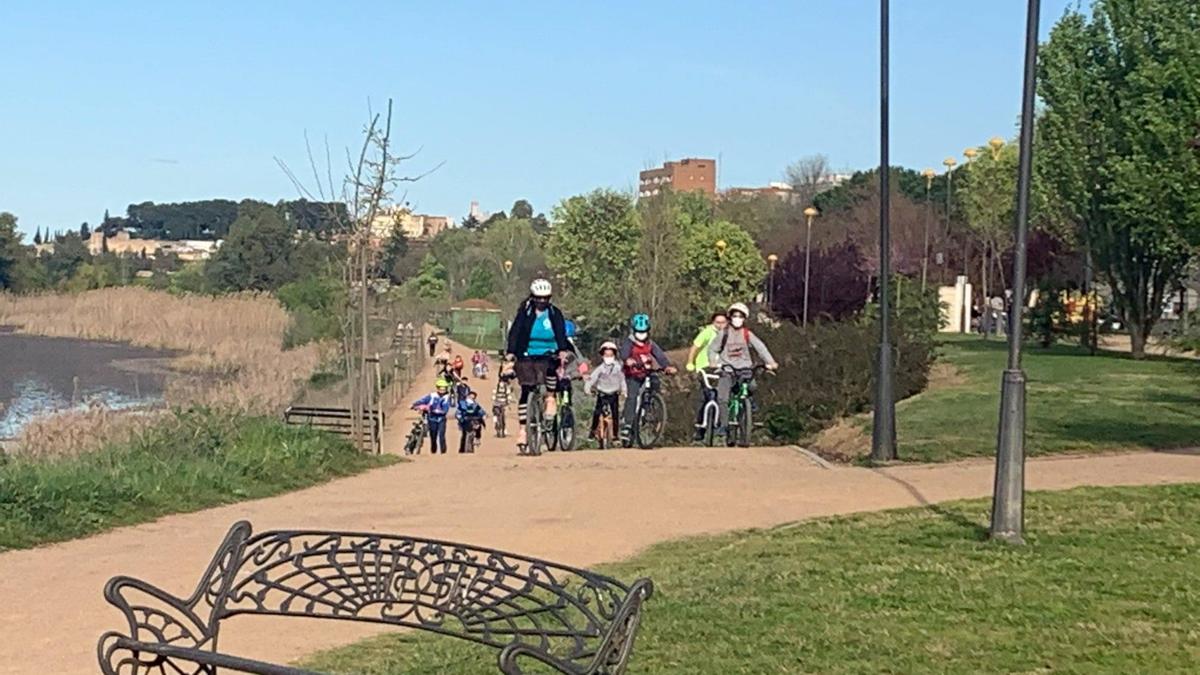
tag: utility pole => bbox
[991,0,1041,544]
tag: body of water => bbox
[0,329,175,439]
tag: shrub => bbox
[771,241,870,322]
[661,305,936,446]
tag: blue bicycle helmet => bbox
[630,313,651,332]
[564,319,577,338]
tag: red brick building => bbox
[638,158,716,198]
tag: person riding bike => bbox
[686,311,728,441]
[434,344,453,377]
[427,332,439,357]
[411,378,453,454]
[555,319,587,404]
[707,302,778,438]
[584,340,626,442]
[455,389,488,453]
[451,353,465,379]
[504,278,573,454]
[618,313,675,445]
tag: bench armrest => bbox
[102,575,212,651]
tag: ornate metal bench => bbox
[98,521,653,675]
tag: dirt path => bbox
[2,336,1199,673]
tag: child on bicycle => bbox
[618,313,675,445]
[707,302,779,438]
[411,379,453,454]
[584,341,626,443]
[455,389,487,453]
[492,358,516,436]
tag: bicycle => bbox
[631,366,671,449]
[520,384,555,456]
[403,411,428,456]
[461,417,483,454]
[721,364,768,448]
[593,393,618,449]
[473,362,489,379]
[694,369,722,447]
[492,404,507,437]
[550,381,576,451]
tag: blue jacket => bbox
[456,399,487,425]
[412,393,452,419]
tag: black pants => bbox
[427,417,447,454]
[591,393,620,436]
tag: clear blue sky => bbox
[0,1,1081,235]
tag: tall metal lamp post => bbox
[920,168,935,291]
[870,0,897,462]
[766,254,779,306]
[802,206,819,327]
[991,0,1041,545]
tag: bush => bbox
[0,409,391,550]
[771,241,870,322]
[661,305,936,446]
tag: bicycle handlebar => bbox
[717,364,772,376]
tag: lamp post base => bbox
[991,368,1026,544]
[870,341,897,463]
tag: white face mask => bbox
[602,355,616,365]
[730,316,745,328]
[633,331,648,342]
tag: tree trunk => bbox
[1130,323,1148,359]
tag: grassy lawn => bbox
[893,336,1200,462]
[303,483,1200,674]
[0,410,395,550]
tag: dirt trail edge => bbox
[2,337,1198,673]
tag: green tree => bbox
[510,199,534,219]
[429,227,482,298]
[379,224,409,283]
[679,220,767,316]
[633,189,716,336]
[478,217,546,307]
[45,232,89,286]
[33,228,42,245]
[404,253,449,299]
[464,266,496,299]
[0,212,30,290]
[1037,0,1200,357]
[204,202,297,291]
[79,222,91,240]
[962,140,1018,315]
[546,189,640,332]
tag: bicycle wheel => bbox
[635,393,666,449]
[725,400,739,447]
[558,404,575,451]
[494,410,505,438]
[703,403,718,447]
[525,390,544,456]
[738,398,753,448]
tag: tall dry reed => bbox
[1,288,322,456]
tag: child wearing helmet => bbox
[584,340,627,443]
[708,302,779,436]
[455,389,488,453]
[618,313,676,444]
[411,379,453,454]
[505,278,573,454]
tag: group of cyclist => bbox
[411,277,778,455]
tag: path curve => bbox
[2,335,1199,673]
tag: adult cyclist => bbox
[505,278,573,454]
[707,302,778,439]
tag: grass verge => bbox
[885,335,1200,462]
[303,483,1200,674]
[0,408,394,550]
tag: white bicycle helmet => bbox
[530,278,553,297]
[728,302,750,317]
[599,340,618,352]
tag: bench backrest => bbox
[201,523,640,673]
[282,406,383,452]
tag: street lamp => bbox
[921,168,935,291]
[802,206,819,327]
[715,239,727,259]
[503,259,513,275]
[963,147,979,164]
[988,136,1005,160]
[766,253,779,306]
[991,0,1042,545]
[871,0,897,462]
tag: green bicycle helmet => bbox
[630,313,651,332]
